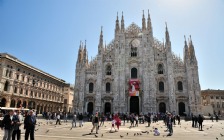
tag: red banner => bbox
[129,79,140,96]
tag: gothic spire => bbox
[98,26,103,54]
[165,22,170,43]
[188,35,196,61]
[184,35,189,61]
[147,10,152,32]
[121,11,125,32]
[115,12,120,33]
[142,10,146,31]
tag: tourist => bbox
[154,128,160,136]
[130,114,134,127]
[167,113,173,136]
[24,110,36,140]
[198,114,204,131]
[78,113,83,127]
[176,115,181,125]
[210,115,214,122]
[110,117,116,132]
[100,113,105,126]
[194,115,198,128]
[215,114,219,122]
[115,114,121,130]
[1,110,15,140]
[64,113,68,123]
[147,114,151,127]
[91,112,99,134]
[123,113,126,126]
[135,114,138,127]
[12,111,21,140]
[191,115,195,127]
[72,113,77,127]
[56,113,61,125]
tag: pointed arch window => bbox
[106,65,112,75]
[131,47,137,57]
[89,83,94,93]
[177,81,183,91]
[158,64,164,74]
[159,81,164,92]
[131,68,138,78]
[106,82,111,93]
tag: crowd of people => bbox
[0,109,221,140]
[0,110,36,140]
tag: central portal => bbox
[130,96,139,114]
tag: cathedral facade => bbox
[74,11,202,116]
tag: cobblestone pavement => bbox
[0,119,224,140]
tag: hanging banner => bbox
[129,79,140,96]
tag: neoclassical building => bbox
[201,89,224,115]
[74,11,202,116]
[0,53,66,114]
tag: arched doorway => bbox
[22,101,27,108]
[10,99,16,107]
[37,105,40,114]
[0,98,7,107]
[159,102,166,113]
[28,101,35,109]
[179,102,186,116]
[131,68,138,78]
[130,96,139,114]
[16,100,22,108]
[104,102,111,114]
[87,102,93,115]
[40,106,43,114]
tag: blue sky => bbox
[0,0,223,90]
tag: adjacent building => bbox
[63,84,74,113]
[201,89,224,115]
[74,11,202,115]
[0,53,67,114]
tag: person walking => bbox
[91,112,99,134]
[215,114,219,122]
[176,115,181,125]
[198,114,204,131]
[55,113,61,125]
[72,113,77,128]
[167,113,173,136]
[135,115,138,127]
[24,110,36,140]
[110,118,116,132]
[100,113,105,126]
[1,110,15,140]
[64,113,68,123]
[147,114,151,127]
[78,113,83,127]
[115,114,121,130]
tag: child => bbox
[110,118,116,132]
[154,128,160,136]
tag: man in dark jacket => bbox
[78,113,83,127]
[167,113,173,136]
[198,114,204,131]
[24,110,36,140]
[12,112,21,140]
[1,110,15,140]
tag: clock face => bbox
[131,39,140,47]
